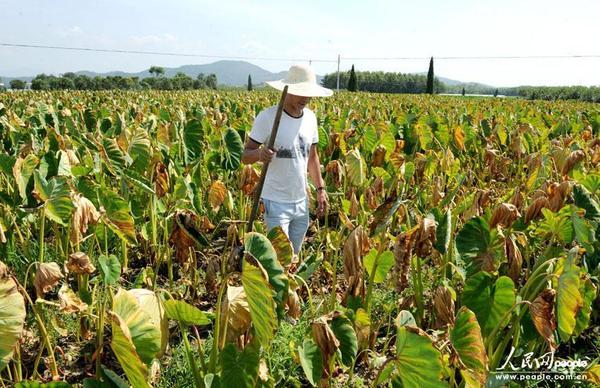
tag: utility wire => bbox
[1,42,600,62]
[0,43,336,62]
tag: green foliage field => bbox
[0,90,599,387]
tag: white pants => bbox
[262,197,309,255]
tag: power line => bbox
[1,42,600,62]
[0,42,337,63]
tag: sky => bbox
[0,0,599,87]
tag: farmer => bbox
[241,64,332,256]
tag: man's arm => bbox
[308,144,328,217]
[242,138,273,164]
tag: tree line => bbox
[2,69,218,91]
[322,69,446,94]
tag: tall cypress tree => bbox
[348,64,358,92]
[461,87,465,96]
[247,74,253,91]
[426,57,434,94]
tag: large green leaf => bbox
[450,307,488,385]
[112,288,161,365]
[0,154,16,176]
[537,207,574,244]
[100,190,136,244]
[164,299,211,326]
[100,138,128,175]
[245,232,289,312]
[127,128,152,172]
[183,119,203,163]
[456,216,489,262]
[267,226,293,267]
[33,172,74,226]
[574,277,596,336]
[13,153,39,199]
[241,259,277,348]
[110,313,150,388]
[573,184,600,222]
[56,150,73,177]
[456,216,503,275]
[570,206,596,251]
[556,252,582,342]
[393,327,445,388]
[0,272,26,372]
[98,254,121,285]
[345,149,366,187]
[462,272,515,337]
[127,289,169,357]
[415,122,434,151]
[432,208,451,254]
[298,338,323,387]
[219,342,260,388]
[364,249,394,283]
[221,128,244,171]
[330,315,358,367]
[123,169,155,195]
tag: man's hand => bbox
[316,189,328,218]
[259,146,275,163]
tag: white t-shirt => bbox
[249,105,318,203]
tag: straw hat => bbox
[266,64,333,97]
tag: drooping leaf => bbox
[432,208,451,254]
[241,259,277,348]
[330,315,358,367]
[529,289,557,351]
[0,267,26,372]
[112,288,161,365]
[221,127,244,171]
[110,313,150,388]
[556,252,582,342]
[100,138,128,175]
[164,299,211,327]
[13,153,39,199]
[450,307,488,385]
[123,169,155,195]
[462,272,516,337]
[33,172,74,226]
[267,226,293,267]
[100,190,136,244]
[244,232,289,311]
[127,289,169,357]
[345,149,366,187]
[127,128,152,172]
[298,338,323,387]
[573,184,600,222]
[574,277,597,336]
[208,180,227,211]
[183,119,203,163]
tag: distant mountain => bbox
[74,60,293,86]
[0,60,294,87]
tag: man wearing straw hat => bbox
[241,64,332,256]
